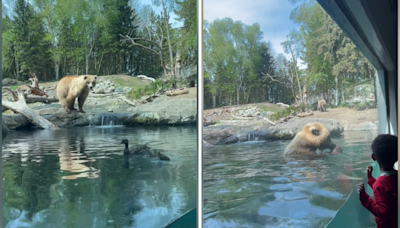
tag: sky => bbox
[203,0,300,61]
[139,0,183,28]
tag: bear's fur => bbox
[284,122,342,156]
[317,99,326,112]
[56,75,97,114]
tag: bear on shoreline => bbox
[317,99,327,112]
[56,75,97,114]
[284,122,342,156]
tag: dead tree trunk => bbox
[2,92,59,130]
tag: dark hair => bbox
[371,134,398,170]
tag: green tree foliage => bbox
[12,0,52,81]
[290,0,375,105]
[204,0,376,109]
[174,0,197,65]
[204,18,291,108]
[2,0,196,83]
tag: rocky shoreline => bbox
[203,117,379,146]
[3,97,197,130]
[2,76,197,135]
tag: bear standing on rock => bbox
[56,75,97,114]
[284,122,342,156]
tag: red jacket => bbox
[360,172,398,228]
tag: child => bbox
[358,134,398,228]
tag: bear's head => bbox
[284,122,343,156]
[83,75,97,90]
[305,123,342,154]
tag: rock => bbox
[202,117,343,145]
[115,87,123,93]
[203,127,236,145]
[123,87,133,93]
[269,117,343,137]
[2,115,31,129]
[2,97,197,129]
[93,87,105,94]
[105,86,115,94]
[125,97,197,125]
[2,78,20,86]
[2,121,10,139]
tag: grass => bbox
[100,75,150,88]
[126,76,189,100]
[255,104,284,113]
[269,104,307,121]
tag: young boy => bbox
[358,134,398,228]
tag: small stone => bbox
[108,109,113,112]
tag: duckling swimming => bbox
[120,139,170,161]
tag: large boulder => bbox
[2,121,10,138]
[202,117,344,146]
[127,97,197,125]
[2,78,20,86]
[269,117,343,137]
[203,127,236,145]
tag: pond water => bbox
[2,125,197,228]
[203,131,378,228]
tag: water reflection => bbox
[203,131,377,228]
[2,126,197,228]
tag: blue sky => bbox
[139,0,183,28]
[204,0,298,58]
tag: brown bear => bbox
[56,75,97,114]
[284,122,342,156]
[317,99,327,112]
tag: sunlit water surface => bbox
[2,126,197,228]
[203,131,378,228]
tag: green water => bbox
[2,126,197,228]
[203,131,378,228]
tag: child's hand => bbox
[358,182,367,200]
[358,182,365,194]
[367,166,373,179]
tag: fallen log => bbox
[276,102,290,108]
[137,75,156,82]
[263,117,276,125]
[166,89,189,96]
[297,112,314,118]
[2,91,60,130]
[119,96,136,107]
[25,95,58,104]
[30,86,49,97]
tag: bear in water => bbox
[56,75,97,114]
[284,122,342,156]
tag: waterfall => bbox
[96,113,124,127]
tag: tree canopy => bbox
[2,0,197,82]
[203,0,375,109]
